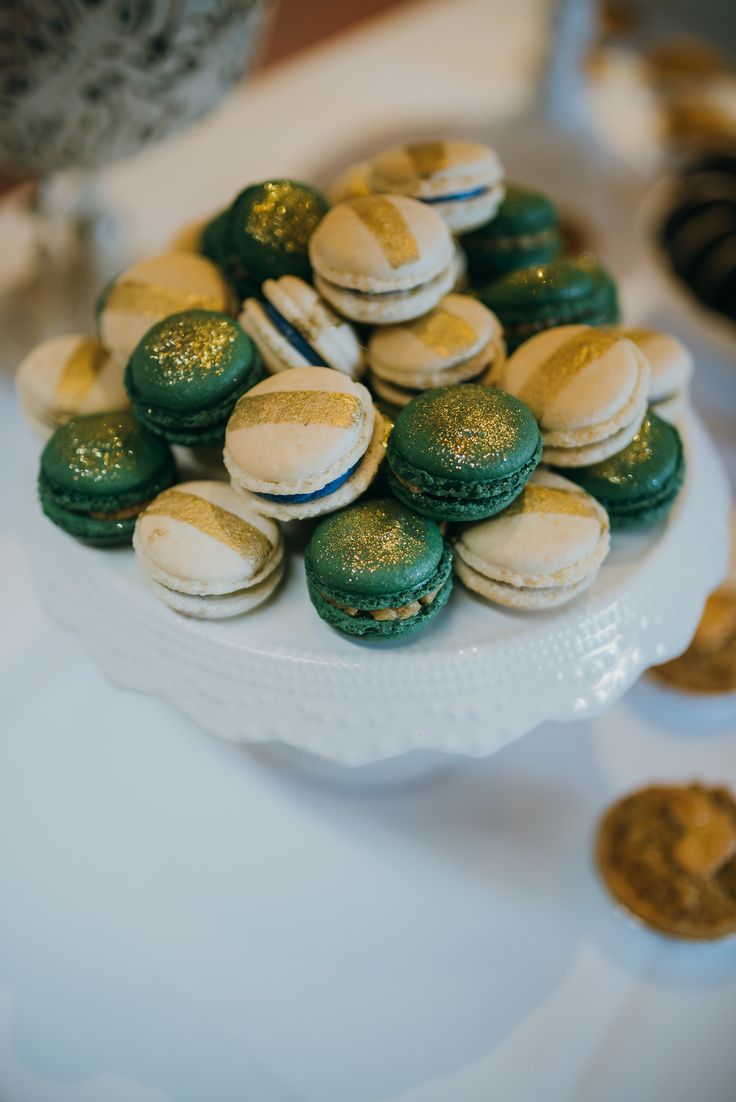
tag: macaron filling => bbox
[261,301,323,366]
[255,458,361,502]
[423,185,493,204]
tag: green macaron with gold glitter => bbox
[38,411,178,545]
[461,183,562,282]
[227,179,330,283]
[480,257,620,352]
[125,309,263,447]
[386,384,542,521]
[305,498,453,640]
[561,411,685,529]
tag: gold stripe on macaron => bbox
[144,489,273,560]
[411,309,477,358]
[56,338,108,405]
[350,196,420,269]
[519,329,620,414]
[405,141,448,176]
[104,280,225,317]
[502,485,597,520]
[229,389,362,431]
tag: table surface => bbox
[2,2,736,1100]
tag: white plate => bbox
[26,412,729,765]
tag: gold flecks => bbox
[585,414,656,481]
[502,484,596,520]
[56,416,139,484]
[405,141,448,177]
[145,314,237,382]
[144,489,272,562]
[400,387,526,472]
[620,327,658,345]
[244,182,324,256]
[519,329,621,416]
[229,389,361,431]
[316,502,430,580]
[56,339,108,406]
[411,309,477,358]
[105,279,226,317]
[350,196,420,269]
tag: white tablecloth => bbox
[2,2,736,1100]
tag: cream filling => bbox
[322,586,441,621]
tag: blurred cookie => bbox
[597,783,736,940]
[651,586,736,693]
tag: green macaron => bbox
[386,384,542,521]
[200,209,261,301]
[305,498,453,640]
[462,183,562,282]
[561,412,685,529]
[479,257,620,352]
[125,310,263,447]
[38,411,178,545]
[227,180,330,283]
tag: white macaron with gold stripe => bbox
[133,480,284,619]
[223,366,385,521]
[494,324,650,466]
[453,469,610,609]
[16,333,128,440]
[97,252,236,365]
[308,194,455,324]
[367,293,505,406]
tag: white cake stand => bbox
[26,413,729,765]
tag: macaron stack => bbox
[21,134,694,638]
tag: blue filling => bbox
[256,459,361,503]
[263,302,324,366]
[422,185,489,204]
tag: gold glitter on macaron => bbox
[143,488,273,561]
[229,389,362,431]
[405,141,448,176]
[245,182,325,255]
[410,309,477,358]
[56,339,108,406]
[144,314,238,383]
[519,329,620,415]
[105,280,226,318]
[350,196,420,269]
[501,483,597,520]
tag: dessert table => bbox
[1,1,736,1100]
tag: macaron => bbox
[480,257,620,352]
[308,194,455,324]
[326,159,373,204]
[367,293,505,407]
[227,180,330,283]
[305,498,453,640]
[240,275,364,379]
[452,469,610,609]
[495,325,650,466]
[562,411,686,529]
[200,208,261,301]
[369,140,505,233]
[133,480,284,618]
[461,183,562,282]
[125,310,263,447]
[38,411,178,545]
[16,333,128,439]
[618,327,694,420]
[97,252,236,365]
[223,366,385,521]
[386,384,542,521]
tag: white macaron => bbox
[619,327,693,421]
[240,276,364,379]
[133,480,283,619]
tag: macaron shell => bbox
[454,556,601,610]
[326,159,373,204]
[453,469,610,590]
[228,180,329,281]
[224,367,374,494]
[369,140,503,199]
[99,253,235,364]
[229,410,385,521]
[620,327,693,403]
[369,340,501,404]
[430,183,505,233]
[309,194,453,293]
[240,299,309,374]
[368,293,502,380]
[17,333,128,436]
[133,480,282,595]
[307,569,452,639]
[146,558,284,619]
[544,409,647,467]
[315,260,455,324]
[305,498,445,599]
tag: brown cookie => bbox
[597,783,736,940]
[650,587,736,694]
